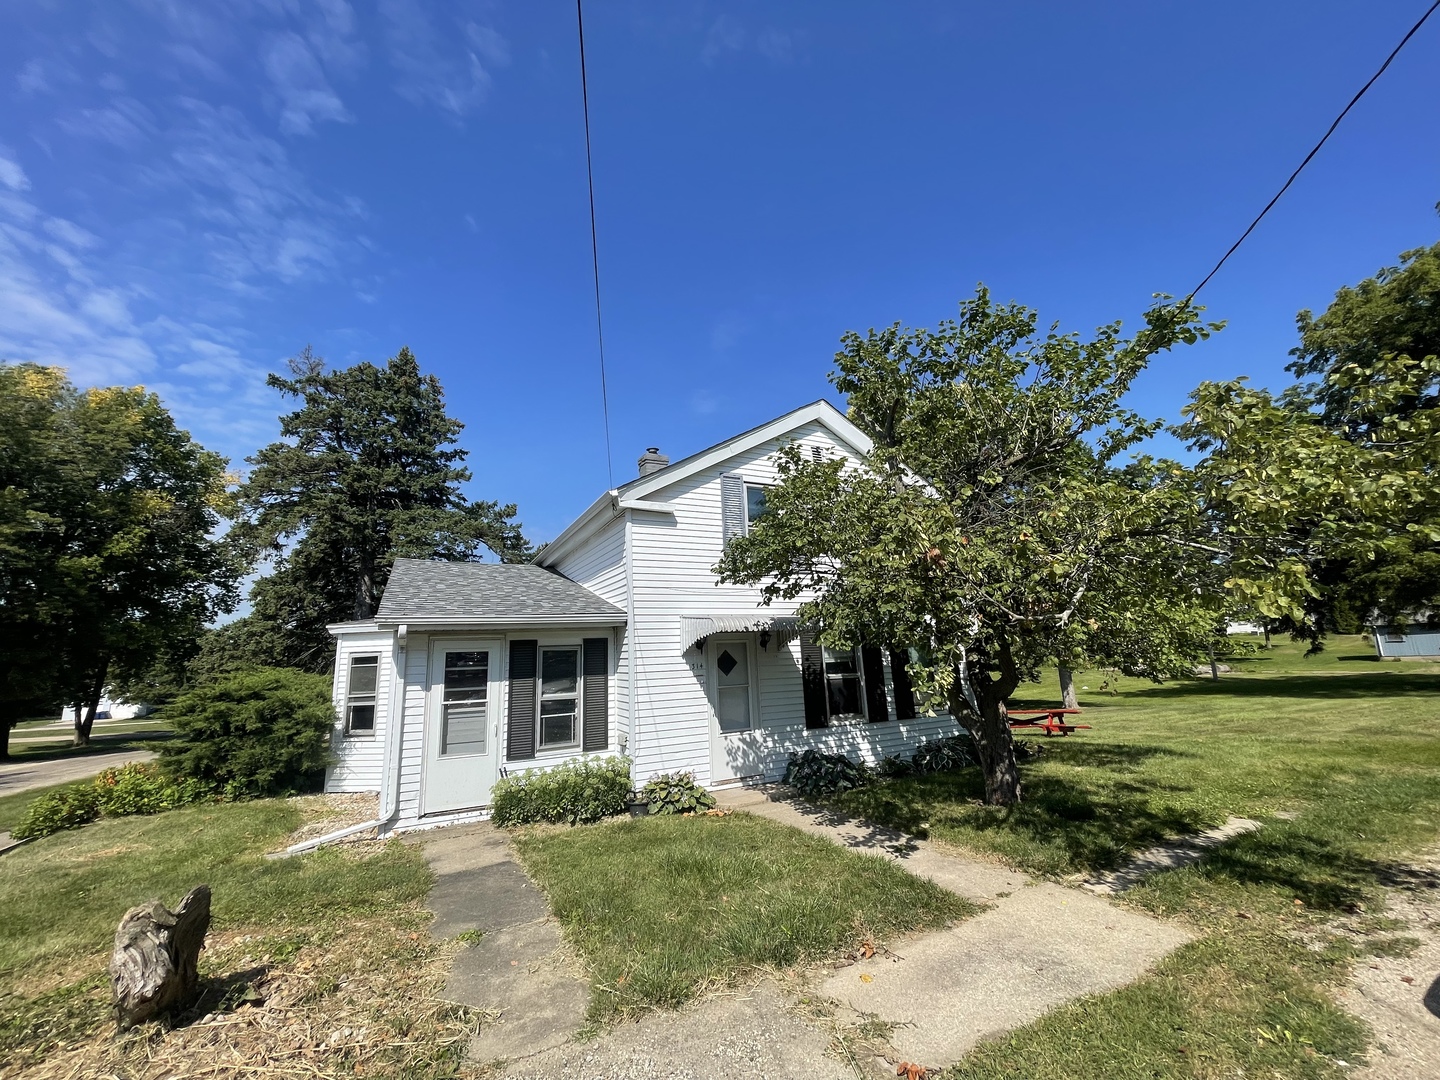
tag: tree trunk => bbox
[0,720,11,761]
[109,885,212,1030]
[1209,652,1220,682]
[950,668,1022,807]
[72,658,108,747]
[1059,666,1078,710]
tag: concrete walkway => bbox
[0,748,156,798]
[410,823,590,1066]
[1081,816,1263,894]
[718,788,1194,1070]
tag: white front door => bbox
[422,639,503,815]
[707,636,764,785]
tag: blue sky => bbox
[2,1,1438,546]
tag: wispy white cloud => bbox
[57,97,157,149]
[701,16,800,66]
[380,0,510,118]
[701,15,746,65]
[263,31,352,135]
[0,146,30,192]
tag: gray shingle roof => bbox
[376,559,624,622]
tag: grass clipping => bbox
[6,914,484,1080]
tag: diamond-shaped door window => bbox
[717,650,738,676]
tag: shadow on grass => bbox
[826,750,1212,875]
[1122,672,1440,702]
[6,730,174,765]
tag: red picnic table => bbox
[1007,708,1091,736]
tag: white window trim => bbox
[822,645,869,724]
[743,482,769,532]
[537,644,583,751]
[344,654,380,737]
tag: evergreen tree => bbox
[235,347,530,670]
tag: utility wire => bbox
[1184,0,1440,305]
[576,0,614,488]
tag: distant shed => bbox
[1374,626,1440,660]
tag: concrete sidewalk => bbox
[718,787,1193,1070]
[0,748,157,798]
[411,823,590,1066]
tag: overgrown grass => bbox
[513,811,976,1021]
[820,634,1440,1079]
[0,799,455,1075]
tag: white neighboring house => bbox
[59,696,152,723]
[325,400,966,833]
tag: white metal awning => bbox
[680,615,803,653]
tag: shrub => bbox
[92,762,215,817]
[160,666,336,798]
[491,757,633,826]
[877,753,914,779]
[911,734,977,775]
[641,771,717,815]
[783,749,872,798]
[11,785,102,840]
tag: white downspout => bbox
[283,623,409,856]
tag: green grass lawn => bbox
[512,811,976,1021]
[821,634,1440,1079]
[5,718,174,762]
[0,799,464,1076]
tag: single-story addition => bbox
[324,400,966,833]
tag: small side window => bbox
[346,655,379,735]
[744,484,768,528]
[1384,630,1406,643]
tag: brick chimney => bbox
[637,447,669,477]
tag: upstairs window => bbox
[744,484,768,529]
[345,655,379,735]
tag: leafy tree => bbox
[718,289,1222,805]
[0,363,238,747]
[1177,236,1440,643]
[235,347,531,671]
[0,365,71,757]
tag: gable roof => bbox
[536,399,872,567]
[375,559,624,624]
[617,398,871,501]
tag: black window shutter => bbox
[507,640,537,760]
[721,472,746,544]
[800,631,828,728]
[861,646,889,722]
[890,649,917,720]
[582,638,609,752]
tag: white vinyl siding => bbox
[621,419,967,786]
[325,629,394,793]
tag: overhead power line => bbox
[576,0,614,487]
[1185,0,1440,304]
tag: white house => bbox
[323,400,965,833]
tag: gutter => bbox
[280,623,409,856]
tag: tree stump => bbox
[109,885,211,1030]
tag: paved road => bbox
[0,749,157,798]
